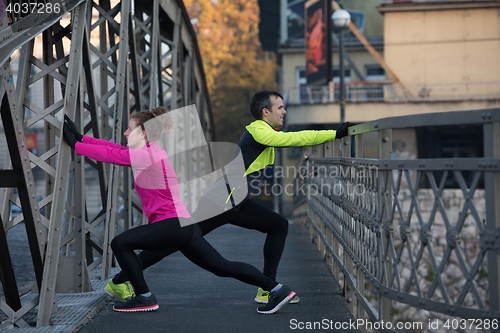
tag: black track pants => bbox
[115,198,289,283]
[110,217,278,294]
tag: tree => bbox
[184,0,278,143]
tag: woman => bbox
[62,108,295,314]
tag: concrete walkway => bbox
[77,223,360,333]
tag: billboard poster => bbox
[305,0,331,85]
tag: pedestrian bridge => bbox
[1,0,500,331]
[0,0,214,328]
[294,109,500,332]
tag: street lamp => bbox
[332,9,351,123]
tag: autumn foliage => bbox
[184,0,278,143]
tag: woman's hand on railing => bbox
[64,114,83,142]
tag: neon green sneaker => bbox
[255,287,270,304]
[255,287,300,304]
[105,278,135,302]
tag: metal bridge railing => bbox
[293,109,500,332]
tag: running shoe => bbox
[257,285,296,314]
[105,278,135,302]
[113,294,159,312]
[255,287,300,304]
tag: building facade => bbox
[259,0,500,216]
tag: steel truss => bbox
[0,0,214,327]
[294,109,500,332]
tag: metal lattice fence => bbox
[294,109,500,332]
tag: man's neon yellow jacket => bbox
[199,119,339,211]
[240,120,337,194]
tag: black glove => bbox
[63,123,77,149]
[64,114,83,142]
[336,122,356,139]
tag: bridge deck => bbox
[76,223,359,333]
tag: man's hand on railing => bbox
[335,122,356,139]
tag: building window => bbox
[288,0,306,39]
[365,65,385,100]
[365,65,385,81]
[417,125,483,189]
[297,66,352,86]
[332,67,351,83]
[296,67,307,88]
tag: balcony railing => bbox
[285,81,500,105]
[379,0,497,4]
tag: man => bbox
[105,90,354,304]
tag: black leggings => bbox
[111,217,279,294]
[196,198,289,280]
[115,198,288,284]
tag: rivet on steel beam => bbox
[374,123,379,129]
[382,137,389,143]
